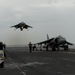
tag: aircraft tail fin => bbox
[47,34,49,40]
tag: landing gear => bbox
[52,46,56,51]
[0,62,4,68]
[64,45,68,51]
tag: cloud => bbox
[36,0,75,8]
[0,0,75,45]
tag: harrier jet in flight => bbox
[34,35,73,51]
[10,22,33,31]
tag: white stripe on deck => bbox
[8,57,26,75]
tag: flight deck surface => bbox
[1,47,75,75]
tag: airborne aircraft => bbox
[34,35,73,51]
[10,22,33,31]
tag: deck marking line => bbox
[8,57,26,75]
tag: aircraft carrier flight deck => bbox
[1,47,75,75]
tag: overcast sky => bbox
[0,0,75,46]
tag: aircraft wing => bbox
[10,22,23,28]
[10,25,19,28]
[10,25,16,28]
[22,25,32,29]
[66,41,73,45]
[35,38,54,45]
[27,25,33,28]
[23,25,33,29]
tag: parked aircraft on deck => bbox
[34,35,73,51]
